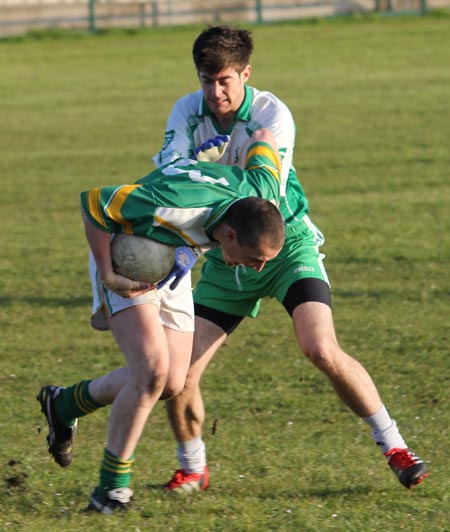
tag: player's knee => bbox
[303,340,341,375]
[159,375,185,400]
[183,366,204,391]
[135,366,170,404]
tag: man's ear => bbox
[225,227,238,242]
[241,64,252,83]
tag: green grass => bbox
[1,15,449,531]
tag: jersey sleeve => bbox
[244,141,282,203]
[80,184,154,235]
[152,93,200,167]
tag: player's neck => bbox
[214,112,235,132]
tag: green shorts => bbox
[194,215,330,318]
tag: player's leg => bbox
[80,277,195,404]
[163,255,253,493]
[105,305,170,456]
[284,281,428,489]
[37,373,113,468]
[87,278,195,509]
[164,307,243,493]
[38,268,194,473]
[87,367,129,404]
[166,316,225,441]
[272,217,428,489]
[37,367,131,470]
[87,326,193,404]
[292,299,383,416]
[164,314,228,494]
[88,303,170,512]
[158,277,195,400]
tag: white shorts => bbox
[89,252,195,333]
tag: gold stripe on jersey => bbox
[154,215,198,246]
[105,184,142,234]
[246,164,280,183]
[87,188,106,229]
[245,144,281,178]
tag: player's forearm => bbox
[252,128,279,161]
[81,206,114,281]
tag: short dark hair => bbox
[193,25,253,75]
[224,197,285,251]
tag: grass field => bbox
[1,13,449,531]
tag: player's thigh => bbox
[185,316,228,386]
[159,279,196,391]
[291,301,338,355]
[164,327,194,393]
[108,303,170,380]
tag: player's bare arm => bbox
[251,128,280,161]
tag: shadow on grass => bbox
[0,295,91,308]
[333,288,395,299]
[144,482,372,499]
[305,485,372,498]
[254,484,372,501]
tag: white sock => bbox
[363,405,407,455]
[177,437,206,474]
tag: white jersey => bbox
[153,86,296,199]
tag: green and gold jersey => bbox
[81,141,280,248]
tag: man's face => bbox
[198,65,251,117]
[221,236,281,273]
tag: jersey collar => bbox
[204,198,241,239]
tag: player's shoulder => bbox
[173,90,203,112]
[248,86,293,119]
[249,86,290,109]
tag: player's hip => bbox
[88,252,195,332]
